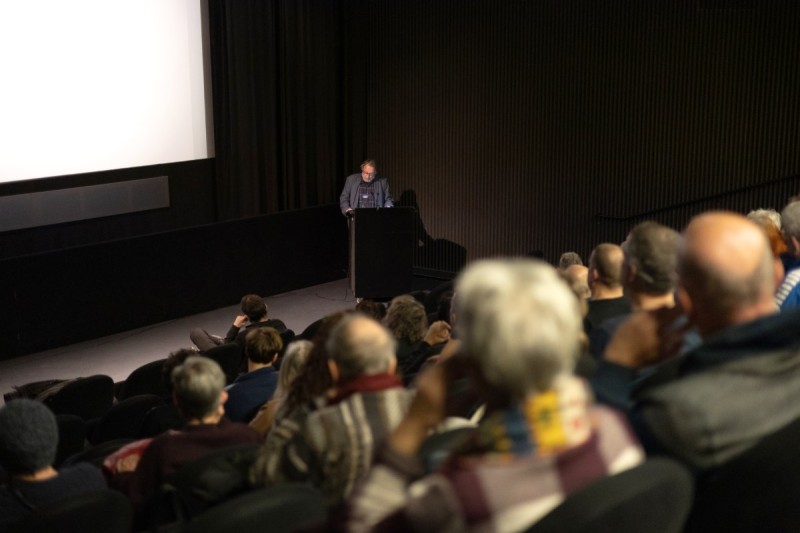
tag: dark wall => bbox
[0,204,347,359]
[0,159,217,260]
[344,0,800,264]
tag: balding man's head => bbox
[589,243,625,290]
[326,314,397,381]
[679,212,776,335]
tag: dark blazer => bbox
[339,173,394,215]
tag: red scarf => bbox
[328,372,403,405]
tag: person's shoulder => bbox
[217,417,263,441]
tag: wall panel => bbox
[346,0,800,268]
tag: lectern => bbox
[349,207,414,299]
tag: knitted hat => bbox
[0,399,58,475]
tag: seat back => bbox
[89,393,165,445]
[55,414,87,466]
[279,329,296,356]
[527,458,693,533]
[44,374,115,420]
[139,403,185,438]
[62,438,136,468]
[7,489,133,533]
[684,416,800,533]
[118,358,169,400]
[148,442,261,527]
[184,484,325,533]
[203,344,243,384]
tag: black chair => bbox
[62,438,135,468]
[118,358,169,400]
[297,318,324,341]
[184,484,326,533]
[88,394,165,445]
[279,329,296,356]
[418,426,474,472]
[526,458,693,533]
[203,343,243,384]
[139,403,185,438]
[43,374,115,421]
[55,414,87,466]
[147,442,261,528]
[684,416,800,533]
[7,489,133,533]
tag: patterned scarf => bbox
[472,376,593,458]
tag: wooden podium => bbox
[349,207,414,299]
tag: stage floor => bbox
[0,279,355,404]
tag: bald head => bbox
[326,314,397,380]
[589,243,625,290]
[679,212,776,334]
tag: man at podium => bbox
[340,159,394,216]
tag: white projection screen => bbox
[0,0,212,184]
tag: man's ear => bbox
[327,359,340,383]
[677,287,693,320]
[625,264,637,286]
[219,390,228,405]
[388,357,398,376]
[773,260,783,294]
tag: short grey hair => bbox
[558,251,583,270]
[622,221,680,294]
[456,259,582,398]
[171,356,226,419]
[781,201,800,240]
[326,314,397,380]
[747,208,781,231]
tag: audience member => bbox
[564,264,590,300]
[224,327,282,423]
[190,294,287,351]
[382,295,451,383]
[589,222,684,359]
[251,314,412,509]
[0,399,107,528]
[355,299,386,322]
[103,349,196,476]
[114,357,261,513]
[558,251,583,271]
[747,207,781,230]
[346,259,643,532]
[600,212,800,470]
[585,243,631,333]
[748,213,788,293]
[776,201,800,309]
[383,295,428,370]
[278,311,353,423]
[249,339,313,436]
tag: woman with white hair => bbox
[346,259,644,532]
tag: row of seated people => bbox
[4,204,800,531]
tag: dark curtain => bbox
[209,0,345,219]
